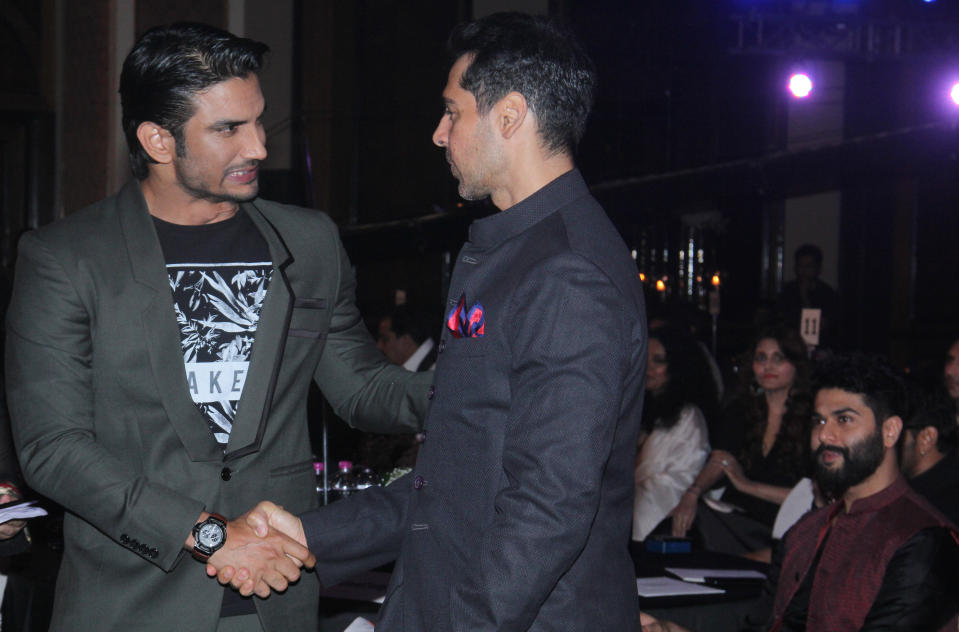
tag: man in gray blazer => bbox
[5,23,428,632]
[222,13,647,631]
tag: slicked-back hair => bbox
[812,352,908,427]
[448,12,596,157]
[120,22,269,180]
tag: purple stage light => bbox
[788,73,813,99]
[951,82,959,106]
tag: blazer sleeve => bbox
[301,473,411,588]
[449,253,636,630]
[5,231,205,571]
[311,234,431,434]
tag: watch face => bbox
[198,523,224,548]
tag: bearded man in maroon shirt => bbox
[768,353,958,632]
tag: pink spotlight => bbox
[788,73,813,98]
[950,82,959,106]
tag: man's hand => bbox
[203,506,315,598]
[244,501,306,545]
[0,491,27,541]
[205,502,309,596]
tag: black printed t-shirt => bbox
[153,209,272,448]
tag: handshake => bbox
[201,501,311,598]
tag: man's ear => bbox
[136,122,176,165]
[495,92,528,139]
[882,416,903,449]
[917,426,939,454]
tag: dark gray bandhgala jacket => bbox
[303,169,648,631]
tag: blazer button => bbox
[413,475,425,490]
[416,431,427,444]
[221,467,232,481]
[438,339,447,353]
[427,385,435,400]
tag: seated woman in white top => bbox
[633,325,719,541]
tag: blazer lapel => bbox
[223,201,294,461]
[117,181,222,463]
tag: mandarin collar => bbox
[841,475,909,516]
[467,169,589,249]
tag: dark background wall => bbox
[4,0,959,373]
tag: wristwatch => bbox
[191,513,227,562]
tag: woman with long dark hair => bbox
[670,326,812,554]
[632,326,718,541]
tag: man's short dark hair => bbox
[386,305,433,346]
[904,393,959,454]
[812,353,908,427]
[448,12,596,156]
[120,22,269,180]
[794,243,823,266]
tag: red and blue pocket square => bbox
[446,293,485,338]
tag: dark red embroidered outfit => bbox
[770,476,958,631]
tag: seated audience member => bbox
[633,326,718,541]
[376,304,437,372]
[643,353,959,632]
[943,337,959,425]
[671,326,811,555]
[776,244,839,348]
[900,394,959,526]
[771,353,958,631]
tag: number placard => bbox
[800,308,821,347]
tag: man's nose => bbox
[245,125,268,161]
[432,117,449,148]
[816,419,837,445]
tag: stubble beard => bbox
[173,153,260,205]
[449,119,504,202]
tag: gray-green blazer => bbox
[5,181,429,632]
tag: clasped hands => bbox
[205,502,311,598]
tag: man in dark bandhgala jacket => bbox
[216,12,648,631]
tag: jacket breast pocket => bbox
[289,298,327,339]
[444,335,491,357]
